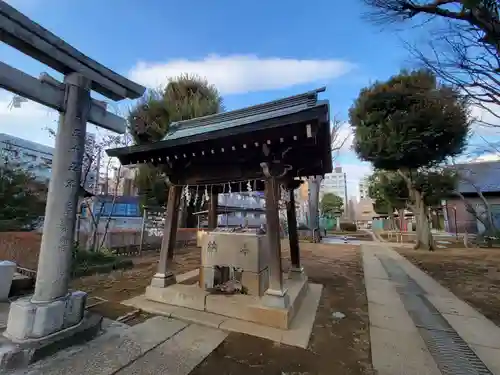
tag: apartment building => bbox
[0,132,98,192]
[320,166,347,203]
[358,175,370,200]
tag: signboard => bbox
[144,207,165,237]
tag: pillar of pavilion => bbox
[285,179,303,273]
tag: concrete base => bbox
[150,273,177,288]
[0,312,102,371]
[4,291,87,341]
[124,282,323,349]
[262,289,290,309]
[145,273,309,329]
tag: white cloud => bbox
[0,91,58,146]
[472,153,500,162]
[128,55,354,95]
[0,90,118,148]
[467,97,500,139]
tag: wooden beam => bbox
[0,1,145,100]
[0,62,127,133]
[174,163,264,185]
[207,191,218,229]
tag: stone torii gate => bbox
[0,0,145,362]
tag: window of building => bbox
[41,157,52,168]
[24,153,37,162]
[5,148,18,158]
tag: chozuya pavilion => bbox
[106,87,332,336]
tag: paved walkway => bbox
[362,243,500,375]
[5,316,227,375]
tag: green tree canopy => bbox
[128,75,224,211]
[350,69,469,250]
[369,168,457,212]
[0,156,47,231]
[368,170,408,215]
[350,69,469,170]
[320,192,344,217]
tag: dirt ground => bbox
[0,232,42,269]
[380,232,469,248]
[70,246,200,321]
[191,243,374,375]
[396,247,500,327]
[20,238,373,373]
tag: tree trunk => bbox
[413,189,434,251]
[387,205,395,231]
[397,169,434,251]
[307,176,322,243]
[396,208,405,243]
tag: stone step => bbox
[0,302,9,331]
[10,316,188,375]
[115,324,228,375]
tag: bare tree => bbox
[409,21,500,127]
[46,126,132,251]
[364,0,499,51]
[79,133,132,251]
[363,0,500,126]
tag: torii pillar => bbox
[5,74,94,341]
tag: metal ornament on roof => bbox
[204,186,210,202]
[183,185,191,205]
[193,185,199,206]
[179,179,262,206]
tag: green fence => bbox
[319,217,337,231]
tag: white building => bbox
[0,133,53,181]
[0,132,98,191]
[320,166,347,202]
[358,175,370,200]
[215,192,266,227]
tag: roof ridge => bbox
[165,87,326,135]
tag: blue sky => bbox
[1,0,499,197]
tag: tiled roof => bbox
[453,161,500,194]
[161,87,326,142]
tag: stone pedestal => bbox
[262,288,290,309]
[150,272,176,288]
[0,261,16,301]
[288,266,305,279]
[200,232,270,296]
[4,291,87,342]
